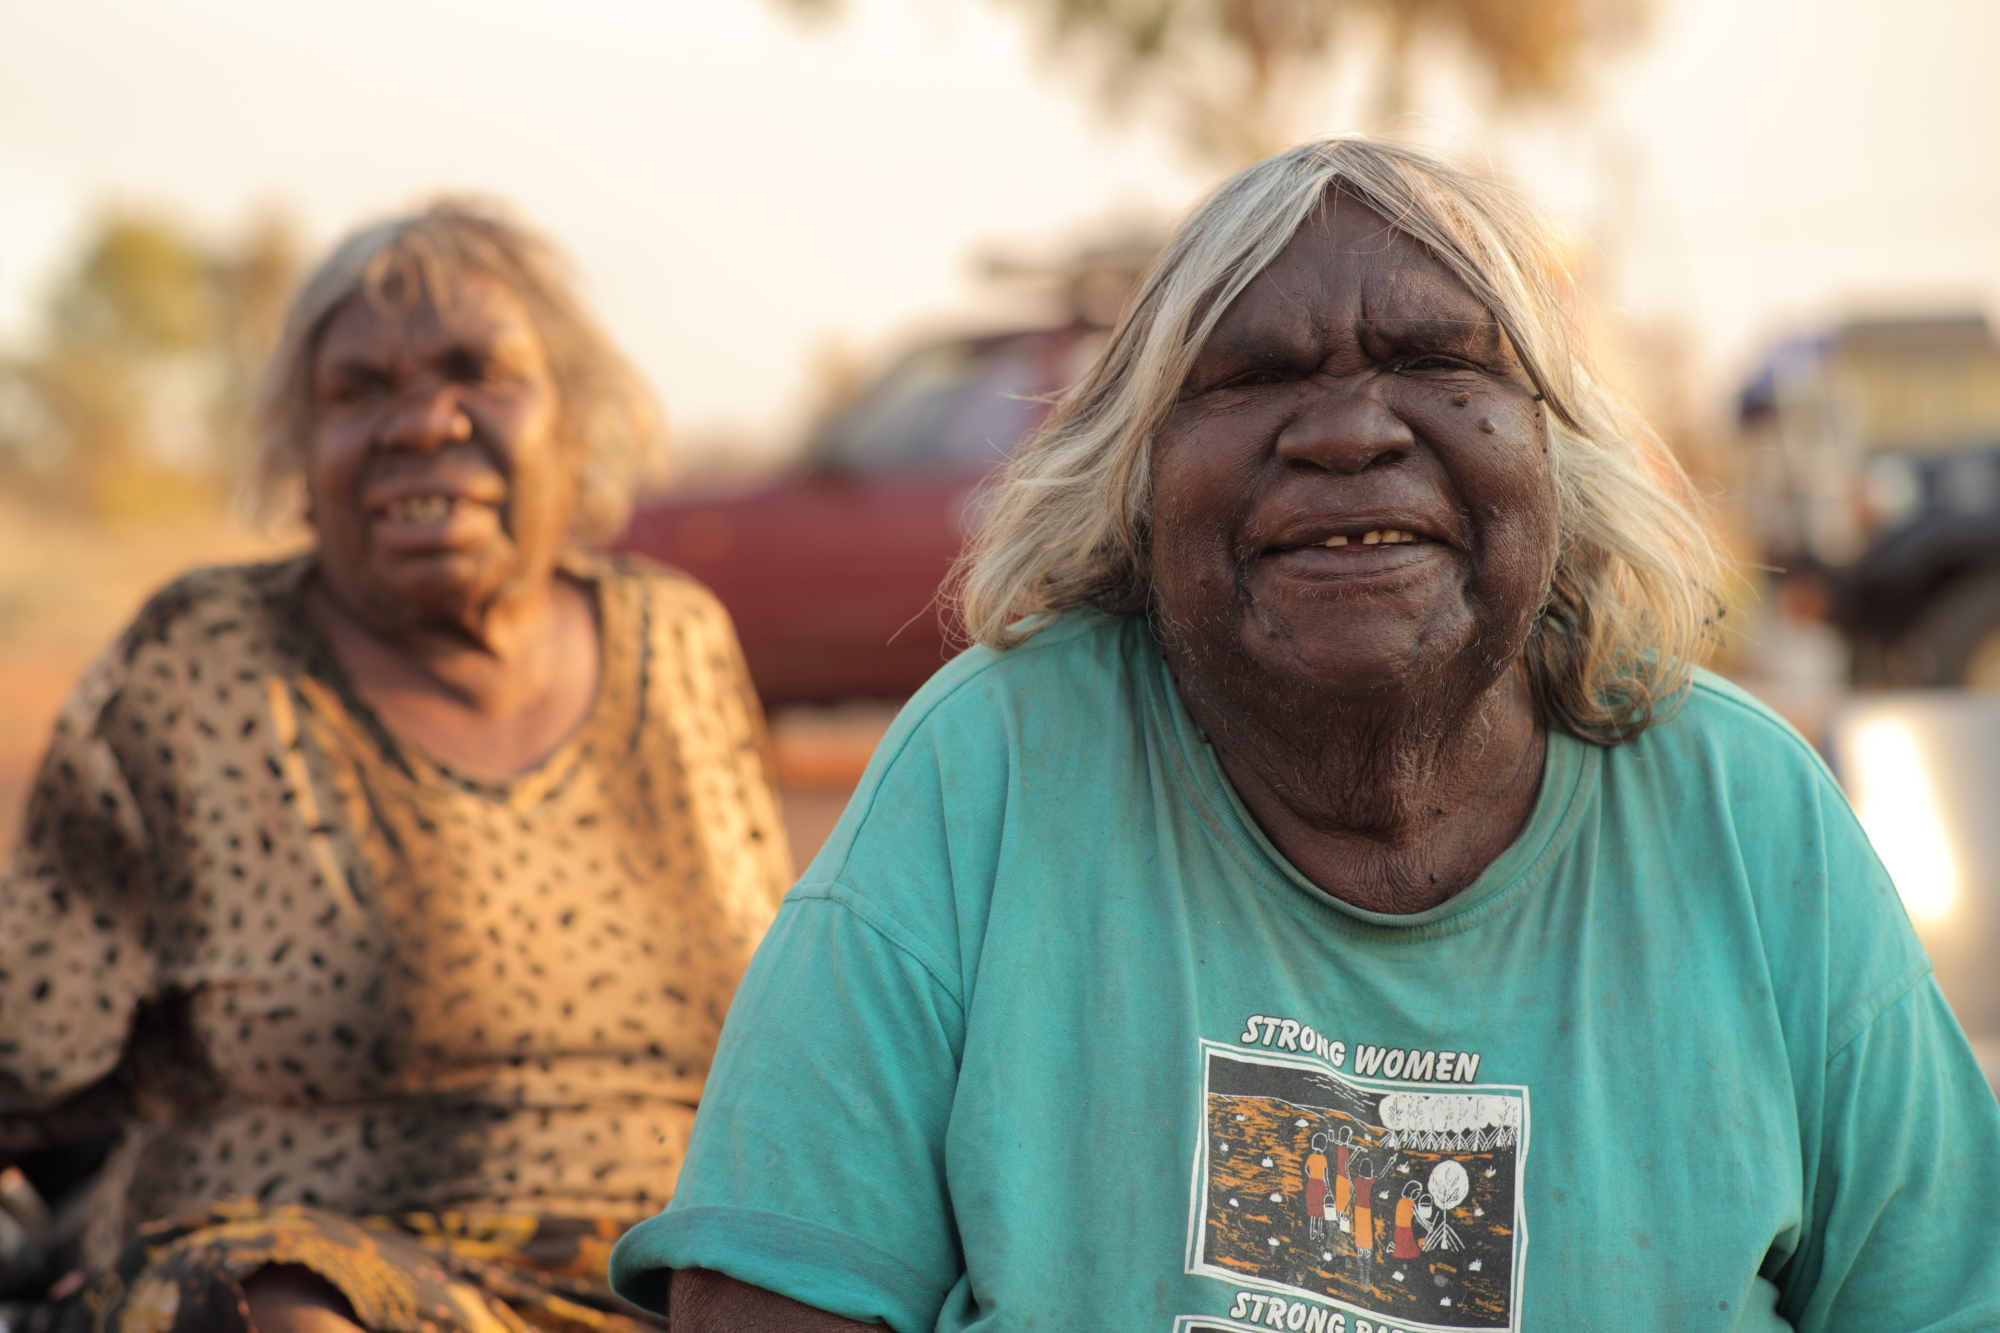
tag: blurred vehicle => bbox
[614,323,1106,704]
[1740,315,2000,687]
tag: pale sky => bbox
[2,0,1997,455]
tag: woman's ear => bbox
[564,438,591,541]
[294,434,319,530]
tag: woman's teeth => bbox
[383,496,454,523]
[1323,529,1417,547]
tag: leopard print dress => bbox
[0,552,791,1322]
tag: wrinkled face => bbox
[1151,194,1557,703]
[308,271,572,625]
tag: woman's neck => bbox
[1169,653,1546,914]
[305,569,602,780]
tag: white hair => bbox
[247,198,659,545]
[956,136,1724,743]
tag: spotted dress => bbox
[0,553,792,1330]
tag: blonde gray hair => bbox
[957,137,1723,744]
[249,198,659,545]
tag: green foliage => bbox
[50,216,215,356]
[0,209,301,518]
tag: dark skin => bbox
[304,269,600,782]
[669,196,1558,1329]
[671,1270,876,1331]
[240,273,601,1333]
[1149,193,1554,913]
[241,1266,363,1333]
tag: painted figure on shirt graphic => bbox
[1330,1126,1353,1235]
[1394,1180,1424,1259]
[1350,1154,1379,1288]
[1305,1134,1328,1241]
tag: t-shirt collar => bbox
[1136,617,1597,935]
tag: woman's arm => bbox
[671,1269,879,1333]
[1781,976,2000,1329]
[0,652,155,1139]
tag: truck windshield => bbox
[809,335,1056,473]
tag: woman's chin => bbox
[1233,617,1469,703]
[356,551,509,626]
[1274,655,1438,702]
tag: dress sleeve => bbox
[610,711,976,1333]
[0,653,157,1148]
[1778,973,2000,1331]
[641,567,794,920]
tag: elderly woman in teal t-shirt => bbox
[612,138,2000,1332]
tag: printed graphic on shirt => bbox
[1184,1039,1529,1333]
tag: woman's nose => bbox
[377,383,472,451]
[1273,374,1414,474]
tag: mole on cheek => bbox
[1479,419,1496,435]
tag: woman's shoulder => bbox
[125,554,305,627]
[1619,669,1928,1044]
[873,613,1154,753]
[85,556,313,695]
[1604,668,1862,837]
[1682,667,1818,736]
[21,557,315,843]
[571,550,733,625]
[1628,668,1837,784]
[839,612,1155,800]
[789,614,1156,949]
[914,612,1149,710]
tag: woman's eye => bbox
[1224,369,1287,390]
[331,375,390,402]
[1389,355,1469,375]
[447,350,515,385]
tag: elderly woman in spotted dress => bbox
[0,201,791,1333]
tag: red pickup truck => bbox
[614,323,1105,704]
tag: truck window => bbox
[810,337,1052,473]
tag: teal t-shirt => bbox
[611,614,2000,1332]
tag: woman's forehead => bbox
[1285,198,1481,302]
[317,269,538,364]
[1206,199,1503,356]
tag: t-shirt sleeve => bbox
[609,711,979,1332]
[1740,708,2000,1330]
[610,892,966,1329]
[1778,974,2000,1331]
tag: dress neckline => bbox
[272,551,633,810]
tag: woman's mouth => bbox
[381,495,457,524]
[1321,529,1421,547]
[1260,524,1444,580]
